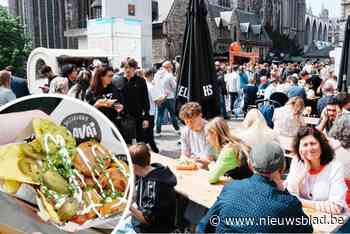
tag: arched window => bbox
[305,18,311,45]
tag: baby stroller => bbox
[257,92,288,128]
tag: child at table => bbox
[205,117,251,184]
[179,102,216,169]
[118,143,177,233]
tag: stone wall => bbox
[152,0,232,63]
[152,38,166,64]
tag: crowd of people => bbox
[0,58,184,153]
[1,57,350,233]
[120,59,350,233]
[125,103,350,233]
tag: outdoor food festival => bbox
[0,0,350,233]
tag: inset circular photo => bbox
[0,94,134,233]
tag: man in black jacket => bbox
[113,58,150,144]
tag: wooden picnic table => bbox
[151,153,348,233]
[151,153,224,208]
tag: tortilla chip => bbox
[0,144,38,185]
[2,180,22,194]
[37,190,62,224]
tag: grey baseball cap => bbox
[250,142,285,174]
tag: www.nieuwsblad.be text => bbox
[209,214,346,227]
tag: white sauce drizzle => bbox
[111,199,123,210]
[73,170,102,217]
[91,144,117,195]
[43,133,128,218]
[91,144,107,158]
[80,203,103,217]
[74,169,87,187]
[111,155,129,177]
[54,196,67,209]
[44,134,65,167]
[110,156,130,200]
[76,148,105,197]
[70,175,83,204]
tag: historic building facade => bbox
[235,0,306,47]
[152,0,307,63]
[8,0,67,49]
[8,0,102,49]
[338,0,350,44]
[304,9,337,49]
[342,0,350,20]
[64,0,101,49]
[152,0,233,64]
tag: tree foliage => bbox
[0,6,31,76]
[265,24,303,57]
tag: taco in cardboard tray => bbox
[0,118,129,227]
[176,158,198,170]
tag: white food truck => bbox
[26,47,109,94]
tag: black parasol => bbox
[176,0,220,119]
[338,16,350,93]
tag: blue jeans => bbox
[156,98,179,133]
[220,94,228,118]
[229,92,238,112]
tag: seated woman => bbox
[286,126,348,214]
[206,117,251,184]
[329,114,350,206]
[273,96,305,153]
[238,109,279,147]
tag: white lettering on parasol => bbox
[203,85,213,97]
[178,86,189,98]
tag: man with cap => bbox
[197,142,313,233]
[287,74,306,100]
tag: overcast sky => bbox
[0,0,7,7]
[0,0,342,18]
[306,0,341,17]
